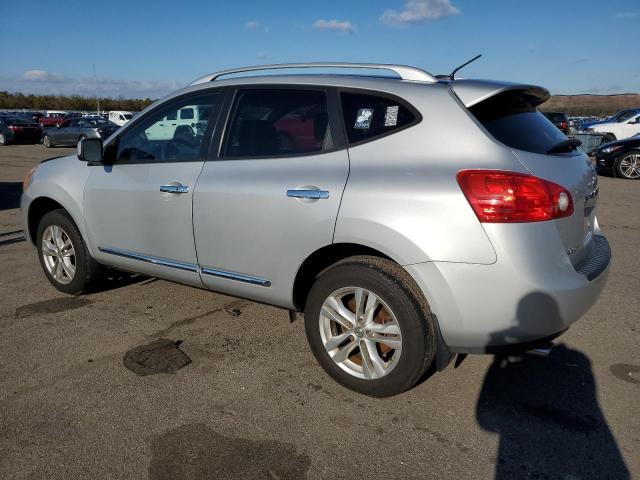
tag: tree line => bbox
[0,91,155,112]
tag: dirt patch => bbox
[148,423,310,480]
[14,296,92,318]
[123,339,191,376]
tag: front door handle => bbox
[286,189,330,200]
[160,184,189,194]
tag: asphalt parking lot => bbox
[0,144,638,479]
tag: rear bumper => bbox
[405,232,611,353]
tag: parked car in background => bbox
[109,110,134,126]
[542,111,569,134]
[42,116,119,148]
[21,62,610,397]
[586,112,640,142]
[595,133,640,179]
[578,109,640,131]
[15,111,44,123]
[39,111,68,128]
[0,115,43,145]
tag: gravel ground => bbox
[0,144,638,480]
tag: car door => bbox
[55,118,73,145]
[83,90,224,286]
[192,86,349,308]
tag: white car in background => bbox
[587,113,640,142]
[109,111,134,126]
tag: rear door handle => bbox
[286,189,330,200]
[160,184,189,194]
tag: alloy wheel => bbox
[319,287,402,380]
[619,153,640,179]
[41,225,76,284]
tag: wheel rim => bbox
[41,225,76,284]
[43,135,50,147]
[319,287,402,380]
[619,153,640,179]
[0,134,5,144]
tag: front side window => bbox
[340,91,418,145]
[615,111,636,123]
[60,119,72,128]
[116,92,221,162]
[224,89,331,158]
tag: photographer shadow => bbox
[475,292,629,479]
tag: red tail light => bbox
[561,121,567,130]
[8,125,22,131]
[457,170,573,223]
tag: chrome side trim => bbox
[201,267,271,287]
[98,247,199,272]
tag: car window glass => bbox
[180,107,194,120]
[61,119,71,128]
[617,111,635,123]
[116,92,221,163]
[166,110,177,121]
[224,89,331,158]
[470,92,567,155]
[340,92,417,144]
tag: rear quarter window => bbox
[340,91,418,145]
[470,93,567,155]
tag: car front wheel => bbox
[43,134,54,148]
[36,209,101,294]
[616,151,640,180]
[304,256,436,397]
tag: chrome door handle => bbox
[286,189,330,200]
[160,184,189,194]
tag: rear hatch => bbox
[453,80,599,266]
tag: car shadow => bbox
[475,293,630,479]
[89,270,151,293]
[0,182,23,211]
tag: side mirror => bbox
[78,137,103,163]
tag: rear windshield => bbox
[470,93,567,155]
[544,112,565,123]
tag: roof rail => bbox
[189,62,437,85]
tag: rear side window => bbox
[224,89,331,158]
[470,93,567,155]
[340,92,417,145]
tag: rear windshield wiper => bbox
[546,138,582,154]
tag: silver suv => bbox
[21,63,611,397]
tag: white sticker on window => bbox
[354,108,374,129]
[384,105,399,127]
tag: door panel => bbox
[193,152,349,307]
[193,87,348,308]
[83,90,223,285]
[84,162,205,286]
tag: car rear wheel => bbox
[36,209,101,294]
[616,151,640,180]
[43,134,54,148]
[0,133,6,146]
[304,256,436,397]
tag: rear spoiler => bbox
[450,79,550,108]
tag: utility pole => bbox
[93,64,99,115]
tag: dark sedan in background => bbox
[0,115,43,145]
[42,116,120,148]
[595,134,640,180]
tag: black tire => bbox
[615,150,640,180]
[43,134,54,148]
[36,209,101,294]
[304,256,436,397]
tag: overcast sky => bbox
[0,0,638,99]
